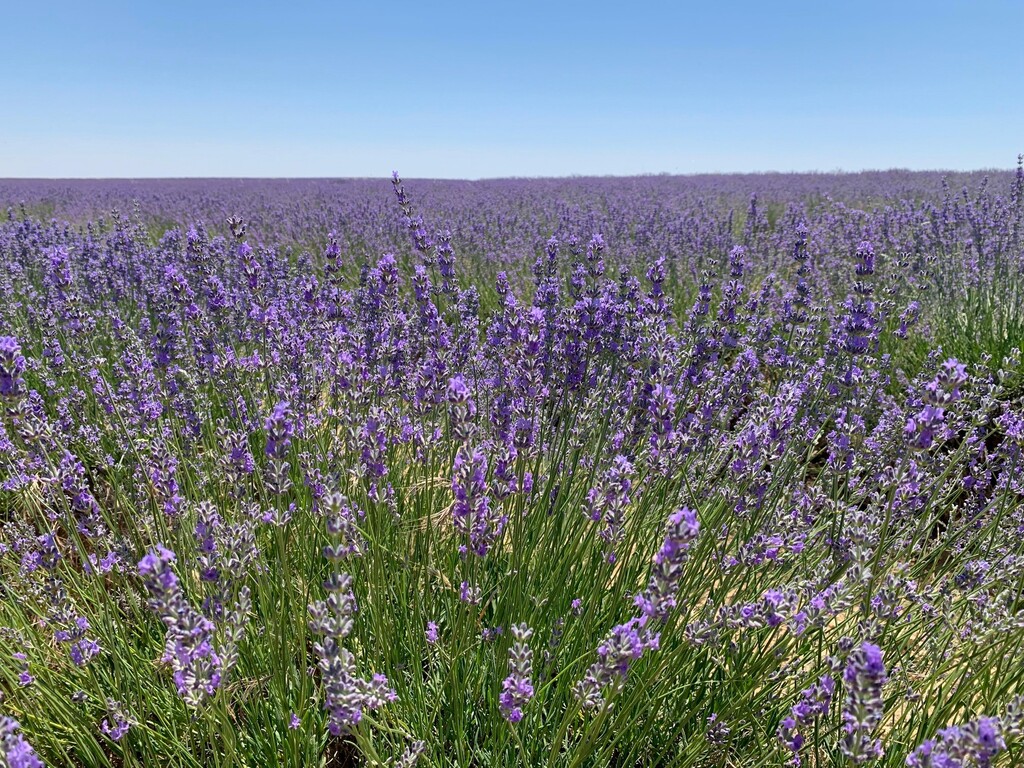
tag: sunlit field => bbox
[2,164,1024,767]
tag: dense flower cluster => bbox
[906,717,1004,767]
[0,166,1023,765]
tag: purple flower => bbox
[499,624,534,723]
[452,445,505,557]
[574,618,650,709]
[447,375,477,442]
[13,653,34,687]
[906,359,967,450]
[138,545,231,706]
[854,241,875,276]
[309,516,395,735]
[576,507,701,708]
[70,637,101,667]
[100,699,133,742]
[393,740,427,768]
[425,621,439,644]
[264,400,294,459]
[359,410,388,484]
[0,716,43,768]
[634,507,701,624]
[0,336,27,399]
[321,493,365,560]
[841,642,888,763]
[777,676,835,764]
[907,715,1006,768]
[459,581,481,605]
[586,456,634,562]
[148,441,183,519]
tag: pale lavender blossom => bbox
[499,624,534,723]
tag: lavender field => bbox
[2,165,1024,767]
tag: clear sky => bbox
[1,1,1021,178]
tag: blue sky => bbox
[1,1,1020,178]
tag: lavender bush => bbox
[1,162,1024,766]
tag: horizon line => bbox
[0,166,1017,183]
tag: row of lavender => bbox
[0,165,1023,766]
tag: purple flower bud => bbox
[425,621,439,644]
[100,699,133,742]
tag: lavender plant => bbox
[0,166,1022,767]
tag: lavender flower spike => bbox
[634,507,701,624]
[841,642,888,763]
[138,545,226,706]
[264,400,294,459]
[0,337,27,399]
[576,507,700,708]
[500,623,535,723]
